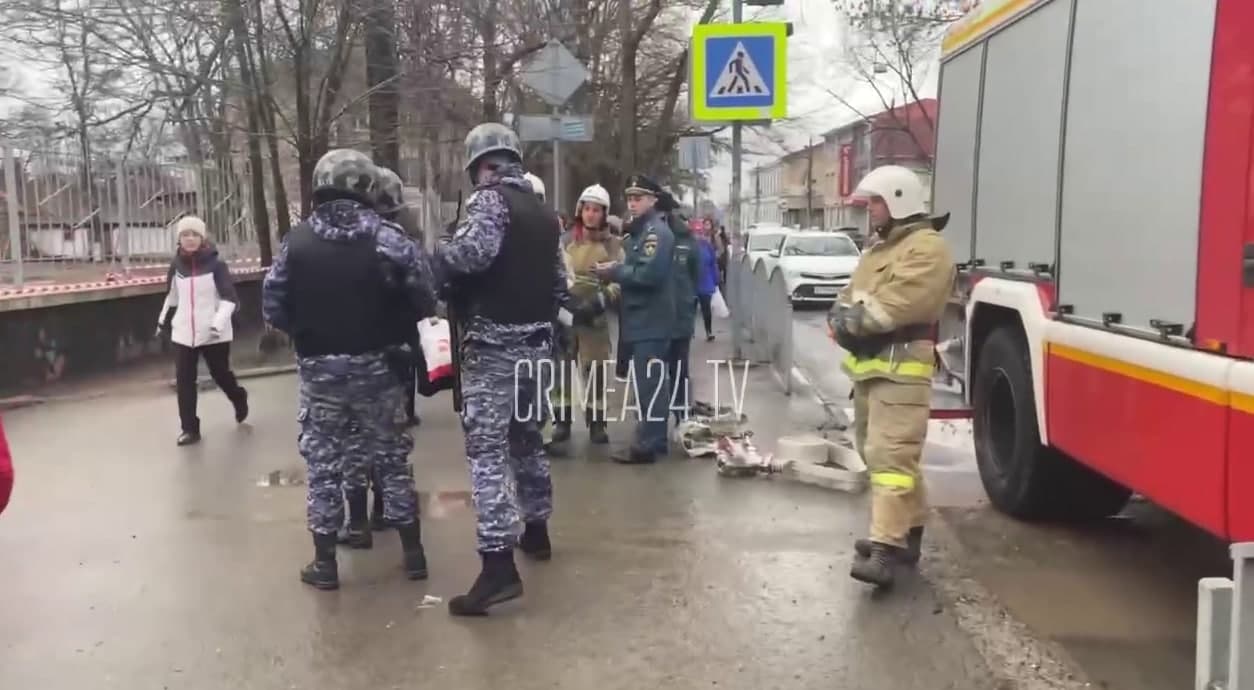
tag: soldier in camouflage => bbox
[434,122,587,616]
[262,149,437,591]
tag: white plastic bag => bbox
[417,317,454,383]
[710,288,730,319]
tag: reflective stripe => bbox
[842,353,933,379]
[870,471,916,490]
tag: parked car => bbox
[767,230,862,304]
[742,224,790,272]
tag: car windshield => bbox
[783,236,859,257]
[748,233,785,251]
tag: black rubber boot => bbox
[448,550,523,616]
[518,521,551,561]
[397,522,429,580]
[233,388,249,423]
[300,532,340,590]
[176,431,201,446]
[854,526,923,565]
[338,489,372,549]
[850,542,903,588]
[370,488,387,531]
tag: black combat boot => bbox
[397,521,429,580]
[337,489,373,549]
[850,542,904,588]
[448,550,523,616]
[300,532,339,590]
[854,526,923,566]
[587,407,609,445]
[518,520,552,561]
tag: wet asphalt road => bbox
[789,306,1230,690]
[0,332,999,690]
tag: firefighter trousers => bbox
[852,378,931,548]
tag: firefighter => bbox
[553,184,621,446]
[827,164,956,589]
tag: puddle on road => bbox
[256,469,305,487]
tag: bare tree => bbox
[831,0,964,167]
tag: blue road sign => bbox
[690,22,788,122]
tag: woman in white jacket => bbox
[156,216,249,446]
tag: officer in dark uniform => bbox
[659,190,699,423]
[262,149,436,590]
[433,122,587,616]
[594,174,676,464]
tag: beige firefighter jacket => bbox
[833,218,956,384]
[564,230,623,362]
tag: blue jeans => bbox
[630,338,670,455]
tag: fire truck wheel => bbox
[973,326,1131,521]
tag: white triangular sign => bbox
[709,42,771,99]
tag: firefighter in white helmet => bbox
[545,183,622,452]
[827,164,956,589]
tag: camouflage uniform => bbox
[264,151,435,593]
[264,199,433,536]
[433,162,568,553]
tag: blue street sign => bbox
[690,22,788,122]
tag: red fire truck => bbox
[933,0,1254,539]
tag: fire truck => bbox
[932,0,1254,539]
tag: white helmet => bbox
[854,165,927,220]
[578,184,610,209]
[524,172,545,199]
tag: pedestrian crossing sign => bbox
[690,22,788,122]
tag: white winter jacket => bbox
[157,246,238,348]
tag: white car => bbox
[767,231,862,304]
[742,225,789,272]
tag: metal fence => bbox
[0,144,262,287]
[727,251,794,394]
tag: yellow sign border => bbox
[690,22,788,122]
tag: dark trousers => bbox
[697,294,713,336]
[630,339,671,455]
[667,337,692,422]
[175,342,245,434]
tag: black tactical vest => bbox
[461,184,559,324]
[284,222,400,357]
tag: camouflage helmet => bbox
[312,149,376,203]
[464,122,521,171]
[374,167,404,215]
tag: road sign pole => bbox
[551,108,562,212]
[730,0,744,359]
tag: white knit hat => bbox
[175,215,207,238]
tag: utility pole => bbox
[730,0,744,358]
[805,135,814,228]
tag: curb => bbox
[922,514,1095,690]
[0,395,46,412]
